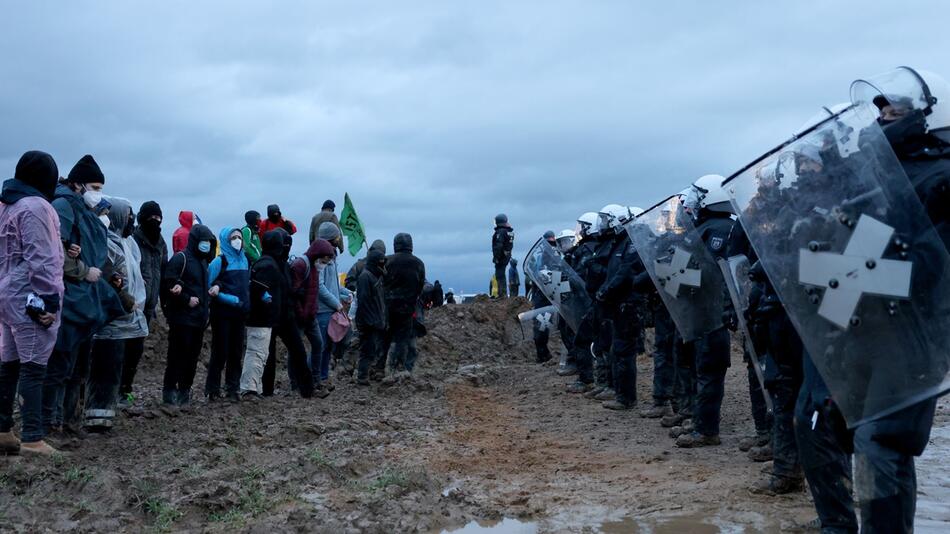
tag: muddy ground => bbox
[1,298,947,533]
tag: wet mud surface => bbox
[1,298,947,533]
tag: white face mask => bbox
[198,241,212,253]
[230,237,243,251]
[99,214,111,228]
[83,190,103,209]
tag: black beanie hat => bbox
[137,200,163,224]
[245,210,261,226]
[67,154,105,185]
[322,199,335,210]
[14,150,59,200]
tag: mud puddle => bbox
[915,418,950,533]
[443,509,781,533]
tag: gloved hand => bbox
[262,291,273,304]
[723,309,738,332]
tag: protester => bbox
[261,229,314,398]
[315,222,352,387]
[205,227,250,403]
[309,199,344,253]
[356,249,387,385]
[384,233,425,373]
[122,201,167,401]
[290,238,335,395]
[160,224,215,410]
[344,239,386,292]
[239,230,283,399]
[507,258,520,297]
[85,198,145,431]
[172,210,197,254]
[259,204,296,237]
[44,155,124,437]
[431,280,444,307]
[241,210,263,262]
[0,151,65,455]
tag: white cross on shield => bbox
[798,215,912,329]
[654,246,702,298]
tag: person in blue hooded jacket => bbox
[205,227,250,402]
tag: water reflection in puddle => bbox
[443,513,758,534]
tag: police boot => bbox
[640,403,673,419]
[749,475,804,496]
[675,431,721,448]
[566,381,594,394]
[738,431,771,452]
[594,388,616,401]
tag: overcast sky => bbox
[3,2,949,293]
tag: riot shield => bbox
[625,195,726,342]
[724,104,950,427]
[523,239,591,332]
[718,255,773,414]
[517,305,558,342]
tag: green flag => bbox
[339,193,367,256]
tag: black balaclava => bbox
[262,230,285,258]
[245,210,261,230]
[267,204,281,222]
[137,200,163,242]
[13,150,59,200]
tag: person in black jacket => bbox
[239,230,284,399]
[431,280,444,307]
[160,224,216,409]
[260,229,315,398]
[491,214,513,298]
[356,249,387,385]
[383,233,425,373]
[121,200,167,401]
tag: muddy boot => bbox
[0,431,20,455]
[738,431,771,452]
[603,400,635,411]
[675,432,721,448]
[749,476,804,496]
[357,378,371,386]
[566,381,593,394]
[312,386,331,399]
[747,444,773,462]
[594,388,616,401]
[20,440,58,456]
[225,391,241,403]
[177,390,194,413]
[583,385,606,399]
[640,403,673,419]
[241,391,261,402]
[62,422,88,440]
[660,412,687,428]
[556,363,578,377]
[323,379,336,392]
[669,420,693,439]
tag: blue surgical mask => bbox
[198,241,212,253]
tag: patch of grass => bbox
[207,467,272,526]
[144,497,182,533]
[125,392,136,404]
[183,463,203,478]
[208,508,244,525]
[366,468,410,492]
[305,448,333,468]
[63,467,93,484]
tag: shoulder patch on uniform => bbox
[710,236,724,250]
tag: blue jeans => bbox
[315,312,333,382]
[302,317,325,385]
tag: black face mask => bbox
[141,218,162,240]
[880,109,928,154]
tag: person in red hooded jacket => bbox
[258,204,296,238]
[172,210,197,254]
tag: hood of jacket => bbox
[366,248,386,276]
[105,197,133,235]
[1,178,51,205]
[394,232,413,253]
[304,238,336,262]
[267,204,281,221]
[218,226,249,266]
[244,210,260,229]
[186,224,216,256]
[369,239,386,255]
[262,229,285,259]
[178,210,194,229]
